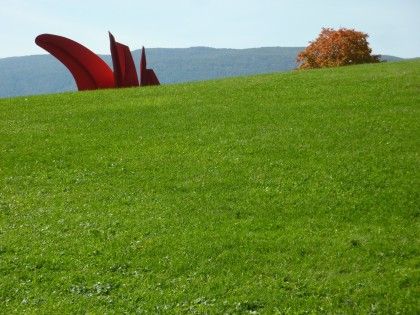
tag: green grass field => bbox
[1,60,419,314]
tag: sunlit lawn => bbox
[0,60,419,313]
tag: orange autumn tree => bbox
[296,27,381,70]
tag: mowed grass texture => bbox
[0,60,419,314]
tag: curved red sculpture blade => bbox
[35,34,114,91]
[109,32,139,88]
[140,47,160,86]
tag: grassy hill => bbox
[0,60,419,313]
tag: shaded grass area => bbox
[0,60,419,313]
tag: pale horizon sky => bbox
[0,0,419,59]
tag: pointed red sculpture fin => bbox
[109,32,139,88]
[35,34,114,91]
[146,69,160,86]
[140,47,147,86]
[140,47,160,86]
[109,32,122,87]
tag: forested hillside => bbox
[0,46,405,98]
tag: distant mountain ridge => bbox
[0,47,406,98]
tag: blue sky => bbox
[1,0,419,58]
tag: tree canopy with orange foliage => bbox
[296,28,381,70]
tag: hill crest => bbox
[0,46,407,98]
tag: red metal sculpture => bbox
[140,47,160,86]
[35,32,159,91]
[109,32,139,88]
[35,34,115,91]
